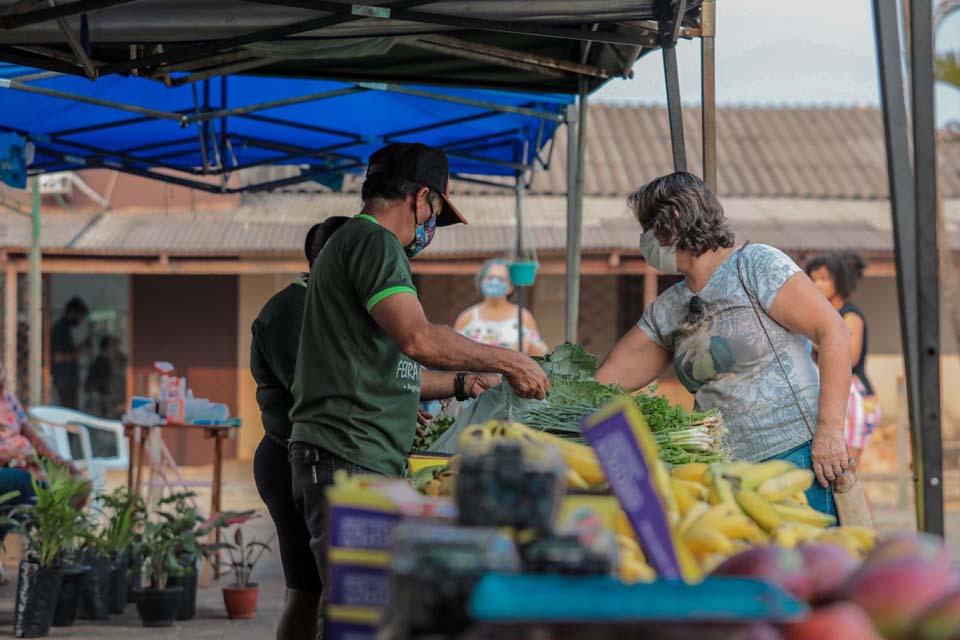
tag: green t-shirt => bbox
[290,214,421,476]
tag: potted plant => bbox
[51,513,93,628]
[98,487,145,614]
[153,491,228,620]
[133,520,184,628]
[218,513,272,620]
[14,460,88,637]
[77,529,111,621]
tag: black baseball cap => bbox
[366,142,468,226]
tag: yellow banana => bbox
[677,501,711,535]
[792,491,809,506]
[735,488,784,533]
[772,502,837,528]
[773,523,802,549]
[757,469,815,503]
[683,527,733,555]
[713,516,769,544]
[698,553,730,574]
[504,422,606,484]
[715,461,754,479]
[818,528,866,558]
[839,526,878,551]
[676,479,710,501]
[739,460,798,490]
[671,462,710,483]
[691,503,741,531]
[671,478,700,516]
[704,465,736,505]
[565,468,590,490]
[620,557,656,584]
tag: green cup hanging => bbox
[509,249,539,287]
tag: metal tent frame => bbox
[0,0,947,534]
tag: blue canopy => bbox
[0,63,571,191]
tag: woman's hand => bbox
[811,427,850,488]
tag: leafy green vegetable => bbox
[413,414,456,451]
[519,345,728,465]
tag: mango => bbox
[911,589,960,640]
[841,556,953,639]
[711,546,812,602]
[862,531,951,571]
[798,542,858,604]
[786,602,883,640]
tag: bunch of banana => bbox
[664,460,877,570]
[617,534,656,584]
[458,420,606,489]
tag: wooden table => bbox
[124,420,238,579]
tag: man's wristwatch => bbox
[454,372,469,401]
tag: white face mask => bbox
[639,229,679,274]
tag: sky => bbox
[593,0,960,128]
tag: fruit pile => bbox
[667,460,876,571]
[709,532,960,640]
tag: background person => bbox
[455,258,548,356]
[596,172,851,516]
[84,335,126,419]
[251,217,348,640]
[51,297,90,409]
[806,250,879,464]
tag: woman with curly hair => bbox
[596,172,853,516]
[806,251,879,464]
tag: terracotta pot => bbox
[222,584,259,620]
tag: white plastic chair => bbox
[27,406,129,491]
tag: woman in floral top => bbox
[455,259,548,356]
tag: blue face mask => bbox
[481,277,510,299]
[404,203,437,259]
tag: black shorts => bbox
[289,441,377,627]
[253,436,322,592]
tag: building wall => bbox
[131,275,239,465]
[236,274,296,460]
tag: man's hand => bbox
[465,373,501,398]
[416,409,432,438]
[504,353,549,400]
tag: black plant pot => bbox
[134,586,183,628]
[78,552,110,620]
[167,557,198,621]
[107,554,129,614]
[14,560,64,638]
[126,548,141,604]
[52,564,89,627]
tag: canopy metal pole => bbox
[663,45,687,172]
[909,0,943,535]
[515,172,524,354]
[700,0,717,191]
[28,177,41,408]
[565,78,588,343]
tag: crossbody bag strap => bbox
[734,243,817,442]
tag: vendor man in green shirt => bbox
[289,142,550,617]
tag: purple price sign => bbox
[582,406,683,580]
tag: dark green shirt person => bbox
[291,214,421,475]
[289,142,550,482]
[250,279,307,445]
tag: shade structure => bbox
[0,64,572,192]
[0,1,701,93]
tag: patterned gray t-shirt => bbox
[639,244,818,462]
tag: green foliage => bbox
[217,514,272,589]
[138,520,185,590]
[17,459,89,567]
[936,51,960,90]
[412,414,456,451]
[97,487,145,557]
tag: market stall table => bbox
[123,419,239,579]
